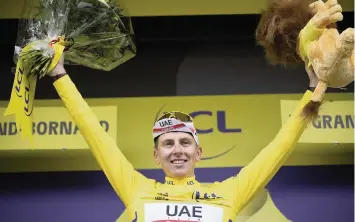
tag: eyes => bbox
[162,139,192,148]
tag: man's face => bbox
[154,132,202,179]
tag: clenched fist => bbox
[48,53,66,77]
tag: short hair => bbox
[154,137,159,149]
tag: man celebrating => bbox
[49,53,319,221]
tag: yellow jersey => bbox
[54,75,312,222]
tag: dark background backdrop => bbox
[0,13,353,100]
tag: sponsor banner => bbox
[280,100,354,143]
[0,106,117,150]
[0,92,353,169]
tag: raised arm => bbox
[221,68,320,214]
[50,58,150,206]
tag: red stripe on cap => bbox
[187,125,196,133]
[153,123,186,133]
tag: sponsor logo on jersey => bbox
[155,192,169,201]
[193,191,222,201]
[144,203,223,222]
[165,180,195,185]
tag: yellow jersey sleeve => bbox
[53,75,150,206]
[224,90,312,214]
[298,22,325,67]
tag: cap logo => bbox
[159,119,173,127]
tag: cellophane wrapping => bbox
[14,0,136,76]
[5,0,136,142]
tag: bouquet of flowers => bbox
[5,0,136,142]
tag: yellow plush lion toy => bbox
[256,0,354,119]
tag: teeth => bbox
[172,160,185,164]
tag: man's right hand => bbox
[48,53,66,77]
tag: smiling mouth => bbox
[170,159,188,164]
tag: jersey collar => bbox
[164,176,198,186]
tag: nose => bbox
[172,144,183,155]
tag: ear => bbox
[153,148,161,165]
[195,146,203,162]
